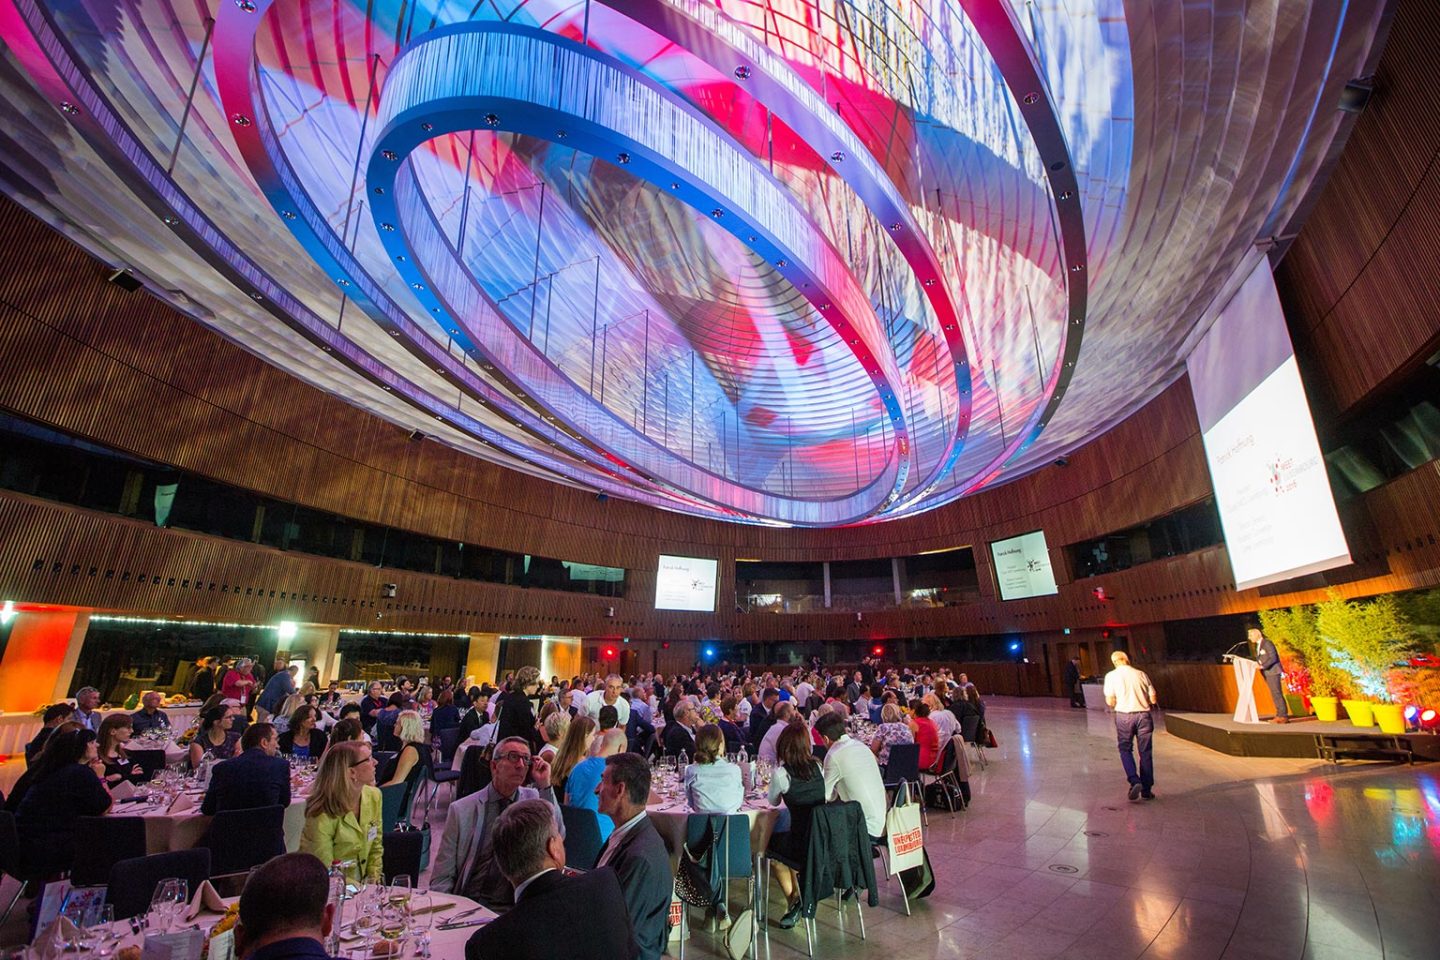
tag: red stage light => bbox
[871,645,884,656]
[604,647,616,658]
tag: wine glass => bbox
[87,905,119,958]
[148,878,187,932]
[405,891,433,959]
[386,876,412,912]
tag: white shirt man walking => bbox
[1102,651,1158,802]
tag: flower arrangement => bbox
[201,902,241,959]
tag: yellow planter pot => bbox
[1342,699,1374,727]
[1373,703,1406,734]
[1312,697,1339,722]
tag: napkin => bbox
[167,792,199,815]
[110,780,137,801]
[185,880,228,921]
[31,915,82,960]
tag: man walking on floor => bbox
[1103,651,1158,801]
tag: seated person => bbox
[563,728,626,844]
[299,741,383,885]
[373,693,407,751]
[683,724,744,815]
[662,702,699,758]
[189,705,241,770]
[909,699,940,771]
[463,800,634,960]
[538,710,569,762]
[96,714,146,786]
[816,712,886,843]
[277,705,328,760]
[15,729,111,877]
[595,754,672,960]
[379,710,430,789]
[549,716,597,801]
[7,721,83,813]
[596,704,619,732]
[202,722,291,815]
[870,702,914,768]
[430,689,461,736]
[335,703,371,742]
[233,852,337,960]
[717,697,745,755]
[767,721,826,928]
[24,703,74,764]
[431,737,561,906]
[328,717,363,746]
[757,702,795,765]
[130,691,171,736]
[316,681,344,712]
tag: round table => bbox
[108,789,310,854]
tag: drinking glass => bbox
[148,878,187,932]
[87,905,119,958]
[405,892,432,959]
[386,876,412,911]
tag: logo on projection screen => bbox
[1203,357,1349,591]
[655,555,719,612]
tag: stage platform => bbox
[1165,712,1440,762]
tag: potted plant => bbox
[1261,605,1347,720]
[1317,593,1416,728]
[1386,665,1440,733]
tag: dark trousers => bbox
[1263,669,1288,718]
[1069,684,1085,707]
[1114,711,1154,789]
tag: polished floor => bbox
[3,699,1436,958]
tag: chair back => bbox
[382,830,423,883]
[125,749,168,783]
[437,727,463,766]
[683,813,754,881]
[375,715,400,752]
[559,805,605,870]
[379,782,409,833]
[106,849,211,919]
[883,743,921,787]
[457,745,491,799]
[70,816,149,886]
[201,805,286,876]
[0,811,20,877]
[930,736,957,777]
[960,715,981,744]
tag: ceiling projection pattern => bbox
[0,0,1390,525]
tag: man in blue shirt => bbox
[72,687,102,733]
[130,691,171,735]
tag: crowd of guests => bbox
[3,657,984,960]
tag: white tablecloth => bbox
[0,706,200,755]
[108,791,308,854]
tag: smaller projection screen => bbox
[655,555,719,611]
[1187,258,1350,592]
[989,530,1059,601]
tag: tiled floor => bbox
[3,699,1437,958]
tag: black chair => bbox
[200,805,286,876]
[429,729,462,806]
[918,736,965,813]
[881,743,924,825]
[107,849,211,920]
[559,805,604,870]
[70,816,149,886]
[125,749,168,783]
[370,750,397,776]
[380,782,409,834]
[0,810,39,928]
[959,715,988,769]
[679,814,757,960]
[382,831,423,883]
[457,745,491,799]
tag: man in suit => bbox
[464,800,636,960]
[233,853,338,960]
[202,722,291,815]
[595,754,672,960]
[1063,657,1085,708]
[745,687,779,753]
[431,736,563,905]
[1250,625,1289,723]
[662,702,699,758]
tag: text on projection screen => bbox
[1187,261,1349,592]
[655,555,719,612]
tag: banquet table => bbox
[643,793,784,861]
[0,705,201,755]
[92,889,493,959]
[109,788,309,854]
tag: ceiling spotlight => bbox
[747,235,757,242]
[161,215,179,226]
[322,345,332,352]
[1022,92,1040,105]
[483,113,500,127]
[556,130,568,140]
[923,278,936,287]
[830,150,845,162]
[373,187,385,195]
[390,329,400,336]
[229,113,251,126]
[411,282,425,290]
[249,292,263,301]
[235,0,257,11]
[281,210,297,219]
[819,303,831,310]
[889,223,900,232]
[420,122,433,131]
[775,259,787,267]
[1058,190,1073,200]
[381,149,397,161]
[336,278,350,286]
[59,101,80,116]
[396,255,407,262]
[1049,160,1067,172]
[669,182,679,190]
[710,208,724,218]
[1070,263,1085,272]
[380,222,395,232]
[733,65,751,80]
[616,152,631,164]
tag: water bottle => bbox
[325,861,345,955]
[197,754,213,788]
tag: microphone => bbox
[1220,639,1252,662]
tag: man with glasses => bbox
[432,736,563,907]
[584,674,631,728]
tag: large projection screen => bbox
[989,530,1059,601]
[1186,260,1350,592]
[655,555,719,611]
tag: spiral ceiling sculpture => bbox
[0,0,1391,525]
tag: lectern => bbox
[1226,654,1261,724]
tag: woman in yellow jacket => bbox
[300,740,384,884]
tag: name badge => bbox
[368,825,379,843]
